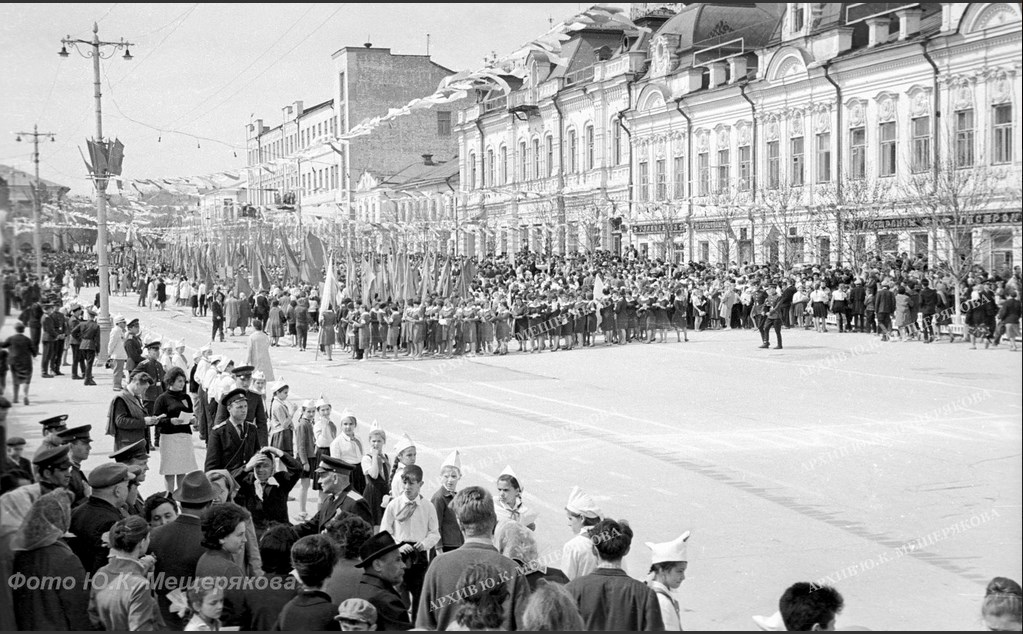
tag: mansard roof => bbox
[656,3,784,60]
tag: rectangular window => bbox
[639,161,649,202]
[816,133,831,183]
[569,131,578,173]
[879,121,897,176]
[991,229,1013,270]
[697,152,709,195]
[500,147,508,185]
[738,145,751,190]
[767,141,780,188]
[993,104,1012,164]
[911,116,931,173]
[437,111,452,137]
[717,149,730,193]
[673,156,685,198]
[878,233,898,255]
[470,154,477,189]
[699,241,710,263]
[338,72,346,101]
[487,150,495,187]
[585,126,595,170]
[955,109,975,168]
[546,136,554,176]
[533,139,541,180]
[912,233,928,257]
[850,127,866,179]
[717,239,729,264]
[655,159,667,200]
[818,236,831,266]
[519,142,527,181]
[790,136,804,186]
[613,122,623,166]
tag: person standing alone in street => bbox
[71,308,101,386]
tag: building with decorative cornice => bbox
[627,2,1021,270]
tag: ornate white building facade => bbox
[456,3,1021,272]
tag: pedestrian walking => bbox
[1,322,35,405]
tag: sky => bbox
[1,3,617,195]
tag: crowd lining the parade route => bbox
[0,248,1020,631]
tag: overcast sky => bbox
[1,3,617,195]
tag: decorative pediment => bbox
[984,67,1015,104]
[735,121,752,146]
[845,98,868,127]
[766,46,811,83]
[764,115,781,141]
[788,109,805,136]
[714,124,731,150]
[810,103,831,133]
[873,91,899,122]
[962,3,1022,34]
[905,85,933,117]
[637,84,672,112]
[650,35,678,80]
[695,129,710,153]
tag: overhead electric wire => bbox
[162,3,320,129]
[109,3,200,87]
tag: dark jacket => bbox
[124,334,144,366]
[566,567,664,631]
[13,541,95,631]
[355,570,412,631]
[295,487,374,537]
[41,312,58,342]
[875,288,896,314]
[998,297,1021,324]
[430,488,464,552]
[274,590,340,631]
[69,497,126,574]
[849,286,866,314]
[244,572,299,631]
[214,390,269,447]
[204,419,260,473]
[235,452,303,531]
[149,513,206,630]
[71,320,101,351]
[195,549,247,627]
[919,288,939,315]
[107,391,152,451]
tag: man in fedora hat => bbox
[212,365,269,446]
[295,456,374,536]
[353,531,412,631]
[205,388,260,472]
[149,470,216,629]
[56,424,93,507]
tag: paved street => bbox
[4,288,1020,631]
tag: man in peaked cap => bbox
[110,438,151,518]
[646,531,691,631]
[0,446,73,544]
[35,414,70,457]
[204,388,260,473]
[212,364,269,446]
[56,425,93,507]
[70,305,101,385]
[69,462,136,574]
[123,318,144,373]
[134,337,166,414]
[295,456,374,536]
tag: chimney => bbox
[728,56,748,83]
[866,16,892,47]
[707,61,727,88]
[422,154,435,166]
[294,101,304,117]
[898,8,922,40]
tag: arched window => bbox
[487,149,495,187]
[469,152,478,189]
[585,124,595,170]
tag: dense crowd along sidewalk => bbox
[0,248,1020,631]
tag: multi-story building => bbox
[0,164,70,254]
[352,153,460,253]
[245,45,467,226]
[455,2,1021,272]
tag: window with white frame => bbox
[568,130,578,173]
[850,126,866,179]
[519,141,527,181]
[717,149,730,193]
[656,159,667,200]
[738,145,751,190]
[545,136,554,176]
[486,149,494,187]
[879,121,897,177]
[791,135,804,186]
[532,139,541,179]
[613,120,623,166]
[815,133,831,183]
[673,156,685,198]
[639,161,649,202]
[500,146,508,185]
[911,116,930,173]
[992,104,1012,165]
[955,109,974,168]
[698,152,710,195]
[585,125,595,170]
[767,141,780,188]
[469,152,477,189]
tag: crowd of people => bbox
[0,247,1020,631]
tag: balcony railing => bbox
[565,65,595,87]
[482,95,508,114]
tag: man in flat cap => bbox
[205,387,259,473]
[106,369,164,451]
[295,455,374,536]
[4,437,33,482]
[213,365,269,446]
[69,462,134,574]
[56,425,93,507]
[110,439,150,517]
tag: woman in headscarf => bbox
[11,489,92,630]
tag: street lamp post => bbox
[60,23,133,362]
[14,125,57,280]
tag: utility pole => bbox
[14,124,57,279]
[60,23,133,362]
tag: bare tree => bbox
[813,177,901,272]
[759,184,805,266]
